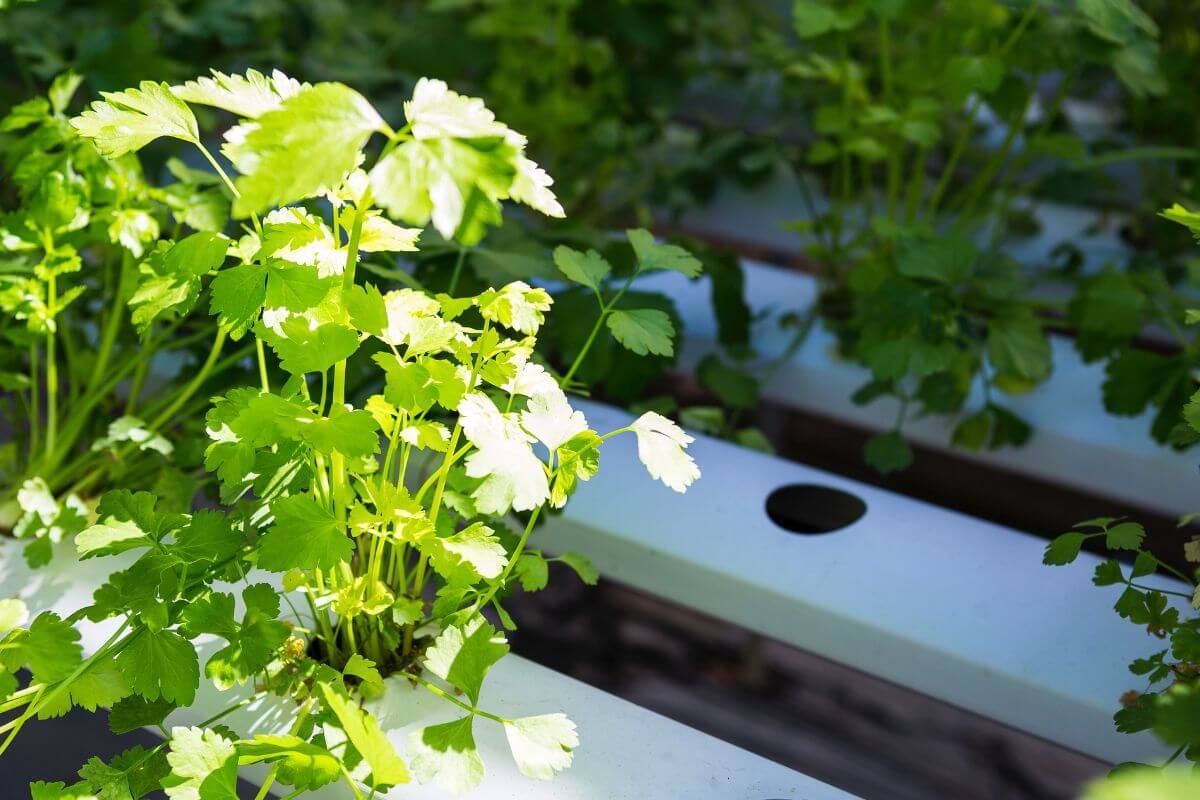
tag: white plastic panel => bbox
[0,540,844,800]
[635,259,1198,517]
[676,167,1130,278]
[543,399,1179,763]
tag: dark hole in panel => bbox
[765,483,866,534]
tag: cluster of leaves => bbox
[0,70,702,798]
[1039,210,1200,776]
[1073,204,1200,452]
[0,72,240,564]
[701,0,1200,472]
[1044,514,1200,770]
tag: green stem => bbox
[924,98,982,220]
[329,206,366,517]
[27,342,39,463]
[903,147,929,223]
[446,245,468,296]
[147,327,228,432]
[0,621,135,755]
[196,142,240,200]
[45,273,57,458]
[69,328,229,496]
[469,506,542,617]
[946,75,1041,222]
[927,0,1041,221]
[405,672,507,724]
[256,337,270,393]
[90,251,129,391]
[559,273,636,389]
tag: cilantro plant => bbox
[728,0,1178,472]
[0,70,701,797]
[0,72,238,566]
[1039,206,1200,772]
[1043,515,1200,771]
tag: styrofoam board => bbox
[0,539,843,800]
[542,399,1180,763]
[633,259,1198,517]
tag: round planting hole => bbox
[765,483,866,535]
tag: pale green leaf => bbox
[422,616,508,705]
[238,735,341,791]
[321,685,410,787]
[71,81,199,157]
[162,727,237,800]
[172,68,304,119]
[503,714,578,780]
[407,716,483,794]
[225,83,384,217]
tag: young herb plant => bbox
[1040,204,1200,774]
[735,0,1175,472]
[0,72,235,566]
[0,70,700,797]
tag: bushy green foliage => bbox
[0,70,701,797]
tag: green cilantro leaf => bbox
[343,653,385,693]
[116,629,199,706]
[1094,559,1125,586]
[172,68,304,119]
[555,552,599,585]
[3,612,83,684]
[1107,521,1146,550]
[606,308,675,356]
[864,430,912,474]
[626,229,702,277]
[208,263,267,339]
[553,246,611,292]
[109,696,176,735]
[897,235,977,284]
[299,410,381,459]
[76,519,150,560]
[987,310,1052,383]
[79,745,170,800]
[258,494,354,571]
[514,553,549,592]
[1043,532,1087,565]
[258,319,360,375]
[426,522,508,584]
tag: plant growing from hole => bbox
[717,0,1190,473]
[0,70,700,797]
[1042,207,1200,774]
[0,72,239,566]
